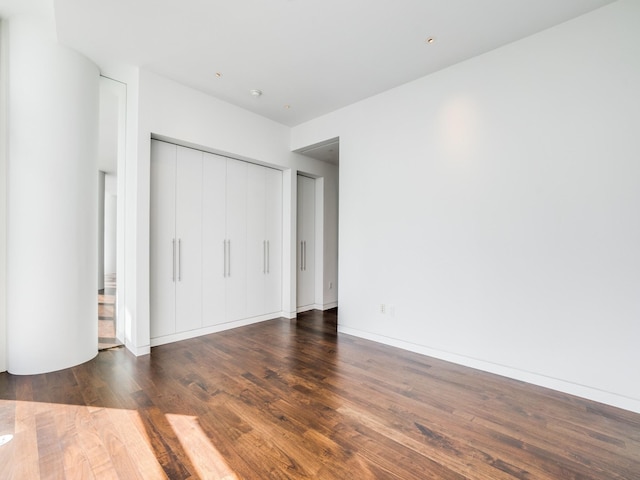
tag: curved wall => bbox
[7,16,99,374]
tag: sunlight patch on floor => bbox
[166,413,239,480]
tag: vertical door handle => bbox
[263,240,266,274]
[223,240,227,277]
[225,239,229,277]
[178,239,182,281]
[300,241,304,271]
[228,240,231,277]
[172,238,176,281]
[267,240,270,274]
[303,240,307,271]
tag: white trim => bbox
[338,325,640,414]
[0,19,8,374]
[126,341,151,356]
[296,302,336,313]
[297,304,322,313]
[150,312,282,347]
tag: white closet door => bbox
[175,146,203,332]
[150,140,177,338]
[225,159,247,322]
[246,164,267,318]
[297,175,316,309]
[264,167,283,314]
[202,152,227,327]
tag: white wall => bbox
[322,172,339,307]
[0,19,8,373]
[104,175,117,275]
[98,171,105,290]
[6,16,99,374]
[126,70,338,353]
[292,0,640,413]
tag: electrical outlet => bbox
[380,304,386,314]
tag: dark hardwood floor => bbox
[0,309,639,479]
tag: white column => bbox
[7,16,99,374]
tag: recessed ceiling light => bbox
[426,36,436,44]
[250,89,262,97]
[215,72,222,78]
[284,104,291,109]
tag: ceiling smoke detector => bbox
[250,89,263,97]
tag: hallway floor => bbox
[98,274,121,350]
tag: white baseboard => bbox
[296,304,316,313]
[150,312,282,348]
[337,325,640,414]
[125,340,150,357]
[296,302,337,313]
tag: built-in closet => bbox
[297,174,316,311]
[150,140,282,344]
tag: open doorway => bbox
[98,273,117,349]
[294,137,340,313]
[98,76,125,350]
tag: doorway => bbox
[294,138,340,314]
[98,274,118,349]
[97,76,125,350]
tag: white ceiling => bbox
[46,0,616,128]
[295,138,340,165]
[2,0,616,131]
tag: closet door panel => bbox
[264,168,283,314]
[246,164,266,318]
[150,140,177,338]
[202,153,227,327]
[175,146,203,332]
[225,159,247,322]
[297,175,315,308]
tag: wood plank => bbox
[11,400,41,479]
[53,404,95,480]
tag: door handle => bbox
[223,240,227,277]
[263,240,266,274]
[300,241,304,271]
[225,239,229,278]
[172,238,176,282]
[178,239,182,281]
[228,240,231,277]
[267,240,270,274]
